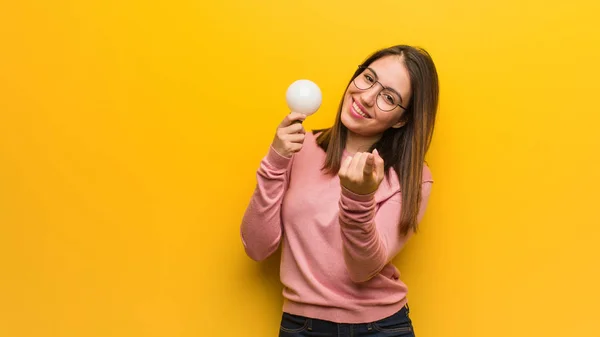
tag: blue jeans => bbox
[278,305,415,337]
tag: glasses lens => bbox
[354,70,375,90]
[377,89,401,111]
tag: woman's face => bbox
[340,55,412,137]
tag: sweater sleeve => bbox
[240,146,293,261]
[338,180,433,283]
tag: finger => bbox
[283,133,305,143]
[373,149,385,178]
[288,112,307,124]
[288,142,303,153]
[363,153,375,176]
[280,122,305,135]
[350,153,365,177]
[339,156,353,177]
[280,112,307,128]
[356,153,369,177]
[289,111,307,125]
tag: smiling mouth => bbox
[352,100,371,118]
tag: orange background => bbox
[1,0,599,336]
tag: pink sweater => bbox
[240,131,433,323]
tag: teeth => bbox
[352,102,369,118]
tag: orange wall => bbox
[1,0,599,336]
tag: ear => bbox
[391,114,408,129]
[391,121,406,129]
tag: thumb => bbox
[281,112,307,127]
[363,153,375,176]
[373,149,385,178]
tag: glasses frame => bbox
[353,66,407,111]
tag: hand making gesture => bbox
[338,149,385,195]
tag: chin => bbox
[340,109,368,136]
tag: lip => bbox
[350,99,372,119]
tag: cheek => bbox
[377,110,405,127]
[341,89,353,106]
[346,86,360,96]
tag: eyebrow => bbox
[367,67,404,103]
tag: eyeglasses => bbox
[353,66,407,111]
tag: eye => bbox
[383,93,396,105]
[364,74,375,83]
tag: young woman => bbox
[240,44,439,336]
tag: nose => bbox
[360,84,380,107]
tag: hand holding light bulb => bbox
[270,79,322,158]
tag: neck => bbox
[345,130,381,154]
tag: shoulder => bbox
[307,129,323,145]
[422,162,433,183]
[298,130,324,155]
[385,162,434,188]
[302,130,317,151]
[377,162,434,201]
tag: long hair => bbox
[314,45,439,235]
